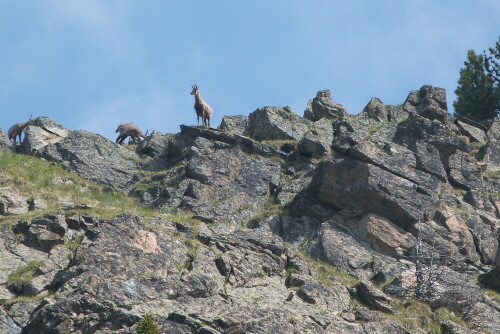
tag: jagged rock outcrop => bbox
[298,117,334,158]
[219,115,248,136]
[1,85,499,333]
[403,85,448,123]
[24,117,70,154]
[361,97,388,122]
[303,89,348,121]
[245,106,310,141]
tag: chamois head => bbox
[190,84,199,96]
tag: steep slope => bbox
[1,85,499,333]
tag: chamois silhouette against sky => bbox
[0,1,499,140]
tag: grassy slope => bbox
[0,152,194,225]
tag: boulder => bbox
[433,204,479,263]
[456,120,487,143]
[403,85,448,124]
[356,214,416,257]
[356,281,394,313]
[245,106,310,141]
[24,117,70,154]
[298,117,334,158]
[136,130,171,157]
[0,129,13,153]
[219,115,248,136]
[0,188,29,215]
[40,130,143,191]
[361,97,388,122]
[316,156,434,227]
[303,90,348,121]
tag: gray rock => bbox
[0,309,21,334]
[136,130,171,157]
[356,281,394,313]
[24,117,70,154]
[456,120,487,143]
[466,214,498,265]
[0,129,14,153]
[28,198,48,211]
[303,90,348,121]
[403,85,448,124]
[40,130,143,191]
[447,150,483,190]
[316,156,434,227]
[0,188,29,215]
[361,97,388,122]
[394,112,469,157]
[298,117,334,158]
[219,115,248,136]
[246,106,310,141]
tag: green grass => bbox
[484,170,500,179]
[0,152,197,225]
[296,253,358,287]
[483,289,500,303]
[387,300,467,333]
[246,196,286,228]
[7,261,44,286]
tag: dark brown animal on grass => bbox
[115,123,146,144]
[190,84,213,127]
[8,115,33,143]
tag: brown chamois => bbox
[115,123,146,144]
[190,84,213,127]
[8,115,33,143]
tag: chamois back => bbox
[8,115,33,143]
[115,123,146,144]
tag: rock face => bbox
[40,131,143,191]
[1,85,499,333]
[0,129,13,153]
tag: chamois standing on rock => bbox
[191,84,213,127]
[115,123,146,144]
[8,115,33,143]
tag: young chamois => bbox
[115,123,146,144]
[190,84,213,127]
[8,115,33,143]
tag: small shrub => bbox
[135,314,161,334]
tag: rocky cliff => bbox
[0,86,499,334]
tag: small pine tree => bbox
[453,49,499,121]
[135,314,162,334]
[484,36,500,86]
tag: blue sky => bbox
[0,1,498,140]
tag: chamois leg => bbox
[116,134,126,144]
